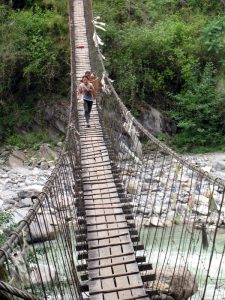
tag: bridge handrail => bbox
[0,0,79,265]
[90,0,225,190]
[0,1,84,299]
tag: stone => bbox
[212,171,225,180]
[17,198,33,208]
[4,199,16,205]
[18,185,43,199]
[0,173,9,178]
[38,144,58,161]
[166,211,176,221]
[195,205,208,216]
[181,180,192,188]
[197,195,209,205]
[150,216,165,227]
[0,149,10,157]
[165,219,173,227]
[0,159,5,164]
[12,208,29,223]
[213,160,225,172]
[149,265,198,300]
[141,182,150,192]
[40,161,49,170]
[32,167,41,175]
[10,251,30,287]
[28,213,58,243]
[30,263,56,285]
[153,205,162,215]
[153,203,169,215]
[137,207,150,215]
[0,191,18,201]
[2,204,14,210]
[202,166,212,173]
[7,150,27,168]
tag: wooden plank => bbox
[88,257,136,270]
[87,251,134,262]
[87,222,129,233]
[73,1,147,299]
[85,208,124,217]
[89,277,143,295]
[87,231,129,241]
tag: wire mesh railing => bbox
[86,0,225,298]
[0,0,87,299]
[1,0,225,299]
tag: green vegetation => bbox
[0,0,69,142]
[0,209,13,246]
[7,131,57,149]
[1,0,225,152]
[93,0,225,152]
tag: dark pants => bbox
[83,100,93,123]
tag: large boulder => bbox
[213,160,225,172]
[10,251,56,287]
[149,265,198,300]
[7,150,28,168]
[30,263,56,285]
[28,213,58,243]
[137,102,177,136]
[150,216,165,227]
[38,144,58,161]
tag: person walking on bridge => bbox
[78,75,94,127]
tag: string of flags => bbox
[92,17,106,50]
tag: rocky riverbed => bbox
[1,145,225,229]
[124,151,225,231]
[0,145,225,299]
[0,144,61,226]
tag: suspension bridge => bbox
[0,0,225,299]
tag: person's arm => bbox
[87,83,94,92]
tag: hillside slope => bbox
[93,0,225,152]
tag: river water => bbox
[140,225,225,300]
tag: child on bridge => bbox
[78,75,94,127]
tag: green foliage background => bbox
[0,0,69,142]
[1,0,225,152]
[93,0,225,152]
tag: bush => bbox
[0,3,69,142]
[171,63,225,151]
[0,210,13,246]
[7,132,56,150]
[94,0,225,152]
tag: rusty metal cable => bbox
[0,281,41,300]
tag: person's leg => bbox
[87,101,93,115]
[83,100,89,124]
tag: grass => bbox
[6,132,58,150]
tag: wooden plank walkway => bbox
[73,1,148,299]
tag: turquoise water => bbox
[140,225,225,299]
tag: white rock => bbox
[7,150,28,168]
[197,195,209,205]
[213,160,225,171]
[202,166,212,173]
[0,199,3,208]
[195,205,208,216]
[12,208,29,223]
[30,263,56,285]
[150,216,164,227]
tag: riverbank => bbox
[0,144,61,229]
